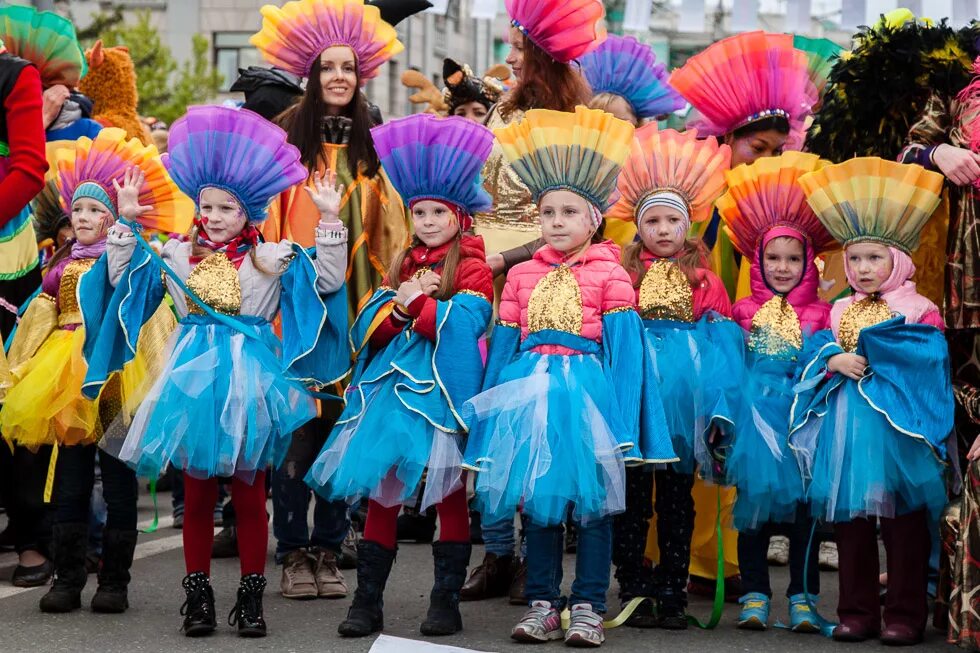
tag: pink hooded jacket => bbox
[499,240,636,355]
[732,228,831,335]
[830,246,944,337]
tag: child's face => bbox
[762,236,805,294]
[199,187,247,243]
[538,190,595,253]
[411,200,459,248]
[846,242,893,294]
[637,205,686,258]
[70,197,112,245]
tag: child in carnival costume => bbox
[1,127,187,614]
[605,124,739,629]
[793,157,952,645]
[717,152,837,632]
[78,105,350,638]
[463,106,674,647]
[306,113,494,638]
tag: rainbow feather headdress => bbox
[251,0,403,80]
[0,4,86,87]
[494,106,634,211]
[798,157,945,254]
[669,31,817,144]
[505,0,606,64]
[165,106,308,224]
[606,124,730,225]
[716,152,837,261]
[579,35,685,120]
[55,128,193,233]
[371,114,493,226]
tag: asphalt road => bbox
[0,491,955,652]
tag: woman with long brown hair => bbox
[250,0,411,605]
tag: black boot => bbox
[180,572,217,637]
[337,541,397,637]
[420,542,471,636]
[228,574,267,638]
[91,529,138,613]
[39,523,88,613]
[657,589,689,630]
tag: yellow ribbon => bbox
[43,442,58,503]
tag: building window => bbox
[214,32,262,92]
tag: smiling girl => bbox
[304,114,494,639]
[0,128,189,614]
[717,152,837,633]
[793,157,953,645]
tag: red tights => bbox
[183,471,267,576]
[363,485,469,550]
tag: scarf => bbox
[191,216,261,267]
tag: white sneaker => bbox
[767,535,790,566]
[819,541,839,571]
[511,600,562,643]
[565,603,604,648]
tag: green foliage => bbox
[97,10,223,123]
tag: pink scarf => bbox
[830,246,940,337]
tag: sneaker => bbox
[736,592,770,630]
[789,593,820,634]
[565,603,604,648]
[279,549,318,600]
[511,600,562,643]
[338,526,358,570]
[767,535,789,566]
[818,541,839,571]
[312,548,348,599]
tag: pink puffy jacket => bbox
[499,240,636,355]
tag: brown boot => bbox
[460,553,513,601]
[279,549,317,600]
[313,547,348,599]
[509,558,527,605]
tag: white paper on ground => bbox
[369,635,498,653]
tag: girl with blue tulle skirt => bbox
[792,158,953,645]
[78,106,349,638]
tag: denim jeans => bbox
[482,514,527,558]
[272,413,350,562]
[525,515,612,612]
[55,445,137,531]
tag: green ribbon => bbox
[0,141,9,157]
[686,486,726,629]
[140,478,159,534]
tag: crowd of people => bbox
[0,0,978,649]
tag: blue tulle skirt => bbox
[109,315,315,480]
[642,317,742,475]
[799,380,947,522]
[462,352,634,527]
[305,368,464,510]
[728,355,805,530]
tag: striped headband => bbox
[637,190,690,224]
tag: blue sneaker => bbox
[736,592,769,630]
[789,593,820,633]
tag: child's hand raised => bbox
[828,352,869,381]
[112,167,152,222]
[305,169,344,222]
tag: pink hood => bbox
[732,228,830,334]
[830,246,941,336]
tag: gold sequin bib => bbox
[838,296,892,352]
[527,265,584,335]
[638,259,694,322]
[749,296,803,358]
[185,253,242,315]
[58,258,96,327]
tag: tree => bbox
[97,11,222,123]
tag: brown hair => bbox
[276,58,380,180]
[588,92,637,124]
[622,237,711,288]
[498,35,592,116]
[44,241,74,275]
[386,234,463,301]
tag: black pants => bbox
[54,445,137,531]
[652,467,696,602]
[613,466,655,600]
[737,503,820,598]
[0,443,52,555]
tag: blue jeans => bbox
[525,515,612,612]
[483,514,527,558]
[272,414,350,562]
